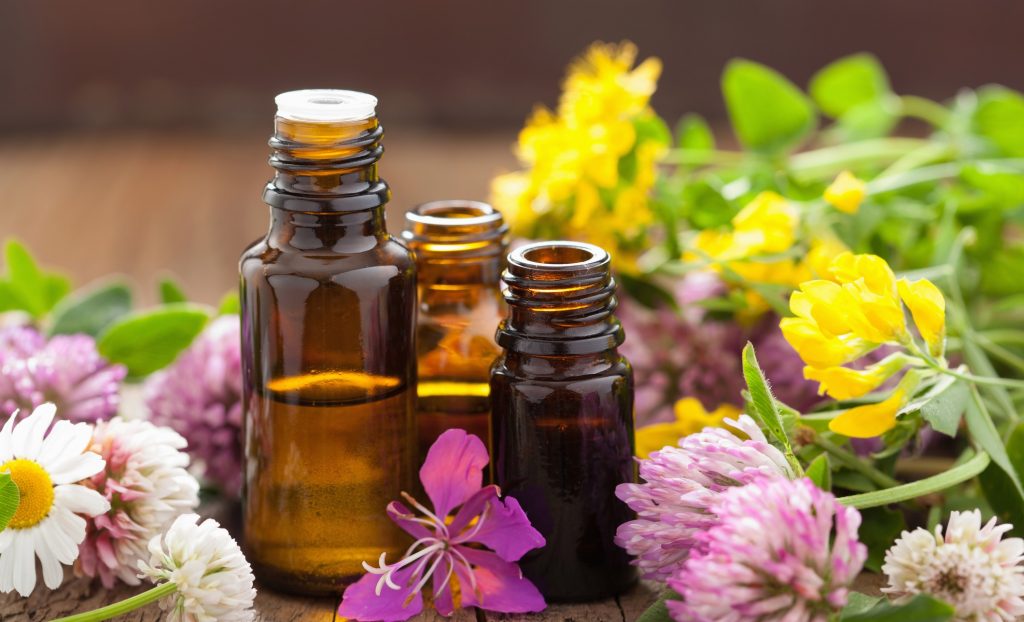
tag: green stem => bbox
[978,335,1024,376]
[981,329,1024,346]
[50,582,177,622]
[839,451,991,509]
[812,436,901,489]
[665,149,749,167]
[932,364,1024,390]
[898,95,953,127]
[787,137,929,179]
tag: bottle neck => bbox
[267,207,387,250]
[263,115,389,213]
[496,242,624,356]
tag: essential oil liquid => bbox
[416,380,491,459]
[245,373,413,594]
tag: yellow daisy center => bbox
[1,458,55,529]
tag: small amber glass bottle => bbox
[401,201,507,460]
[491,241,637,602]
[239,90,416,595]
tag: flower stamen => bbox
[1,458,55,529]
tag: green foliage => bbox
[810,53,891,118]
[217,290,240,315]
[159,278,188,304]
[965,391,1024,500]
[675,113,714,152]
[741,343,801,473]
[857,506,905,572]
[841,594,954,621]
[0,473,19,532]
[97,304,209,378]
[722,59,816,154]
[979,421,1024,537]
[636,589,681,622]
[915,376,969,437]
[49,280,133,337]
[806,453,832,491]
[0,240,70,318]
[973,86,1024,157]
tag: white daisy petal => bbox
[49,452,106,486]
[11,530,36,597]
[0,543,15,593]
[0,410,17,463]
[0,528,13,554]
[12,403,56,461]
[36,420,90,469]
[33,528,65,590]
[43,509,84,564]
[54,484,109,518]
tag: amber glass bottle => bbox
[491,241,636,602]
[239,90,416,595]
[402,201,506,460]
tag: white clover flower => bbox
[77,417,200,587]
[139,513,256,622]
[883,510,1024,621]
[0,403,109,597]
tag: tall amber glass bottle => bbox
[401,201,506,459]
[239,90,416,595]
[491,241,636,602]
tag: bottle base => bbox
[251,560,362,597]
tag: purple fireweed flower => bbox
[338,429,546,622]
[145,315,242,496]
[615,415,795,581]
[669,477,866,622]
[0,326,126,422]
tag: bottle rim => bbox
[507,241,610,272]
[405,200,504,228]
[275,89,378,122]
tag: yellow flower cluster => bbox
[490,42,666,264]
[687,191,846,314]
[824,171,867,214]
[635,398,742,458]
[781,252,947,437]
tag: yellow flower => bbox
[829,388,906,438]
[824,171,867,214]
[490,41,665,258]
[802,237,848,280]
[780,317,868,369]
[803,354,905,400]
[898,278,946,355]
[730,191,799,254]
[634,398,742,458]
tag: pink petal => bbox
[338,564,425,622]
[419,429,488,518]
[451,487,545,562]
[455,547,546,614]
[432,555,456,617]
[386,501,435,540]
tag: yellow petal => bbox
[829,253,897,296]
[898,278,946,355]
[780,317,866,369]
[824,170,867,214]
[634,421,686,459]
[829,389,906,438]
[803,359,900,400]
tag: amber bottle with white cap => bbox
[240,90,416,594]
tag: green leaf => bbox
[159,279,188,304]
[806,454,832,491]
[810,53,890,118]
[973,86,1024,157]
[965,389,1024,500]
[841,592,883,618]
[675,113,715,151]
[97,304,210,378]
[636,589,681,622]
[741,342,792,452]
[842,594,954,621]
[722,59,816,154]
[918,377,969,437]
[840,451,991,509]
[858,506,905,572]
[978,420,1024,539]
[618,273,679,311]
[49,281,133,337]
[0,473,19,532]
[217,290,240,315]
[3,240,70,318]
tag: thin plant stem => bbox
[839,451,991,510]
[50,582,178,622]
[812,436,901,489]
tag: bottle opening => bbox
[513,241,609,270]
[275,89,378,122]
[408,200,503,226]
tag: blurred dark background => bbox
[2,0,1023,302]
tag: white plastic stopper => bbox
[274,89,378,122]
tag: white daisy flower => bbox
[76,417,200,588]
[0,403,109,597]
[139,513,256,622]
[883,509,1024,621]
